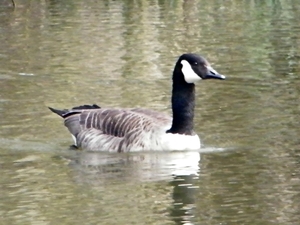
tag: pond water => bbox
[0,0,300,224]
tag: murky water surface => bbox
[0,0,300,224]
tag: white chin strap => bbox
[181,60,202,83]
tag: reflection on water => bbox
[0,147,202,225]
[71,151,200,183]
[70,151,201,225]
[0,0,300,224]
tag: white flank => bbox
[71,134,77,146]
[181,60,202,83]
[162,132,201,151]
[127,125,201,151]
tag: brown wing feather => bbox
[63,108,171,152]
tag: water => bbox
[0,0,300,224]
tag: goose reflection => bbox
[67,150,201,224]
[69,151,200,183]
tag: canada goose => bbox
[49,53,225,152]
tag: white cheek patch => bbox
[181,60,202,83]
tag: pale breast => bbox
[127,128,201,151]
[160,133,201,151]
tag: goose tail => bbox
[48,104,101,118]
[48,107,68,117]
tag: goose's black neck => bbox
[167,65,196,135]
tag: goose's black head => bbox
[175,53,226,83]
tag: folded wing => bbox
[62,108,171,152]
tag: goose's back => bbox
[64,108,172,152]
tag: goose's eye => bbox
[194,62,198,65]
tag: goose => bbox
[49,53,225,152]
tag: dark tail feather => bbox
[71,104,101,110]
[48,107,68,117]
[48,104,101,118]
